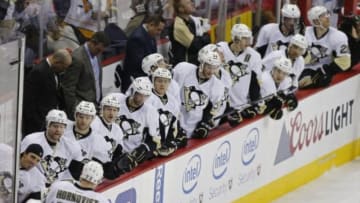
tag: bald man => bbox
[23,49,72,136]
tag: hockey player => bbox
[45,161,107,203]
[262,34,307,89]
[255,4,302,57]
[64,101,97,161]
[217,24,263,126]
[259,57,298,120]
[112,77,161,172]
[18,144,45,203]
[20,109,84,186]
[299,5,351,88]
[91,95,125,179]
[146,68,186,157]
[197,44,232,127]
[141,53,181,101]
[173,50,226,138]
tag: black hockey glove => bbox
[269,109,284,120]
[241,106,258,119]
[312,68,332,87]
[277,92,298,111]
[114,153,138,175]
[192,121,213,139]
[227,110,243,127]
[174,125,188,148]
[156,143,177,157]
[130,144,150,164]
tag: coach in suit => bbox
[23,49,72,135]
[62,31,110,120]
[121,14,165,92]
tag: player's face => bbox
[272,68,289,84]
[288,44,304,59]
[282,17,298,33]
[318,12,330,28]
[147,22,165,37]
[132,92,149,106]
[21,152,41,170]
[46,122,66,143]
[154,77,171,96]
[102,106,119,123]
[75,113,94,131]
[233,37,250,51]
[200,63,219,79]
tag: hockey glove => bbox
[227,110,243,127]
[114,153,138,175]
[175,126,188,148]
[285,93,298,111]
[269,109,284,120]
[156,145,177,157]
[192,121,213,139]
[130,144,150,164]
[312,68,332,87]
[241,106,258,119]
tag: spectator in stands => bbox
[121,14,165,93]
[18,144,45,203]
[22,49,72,136]
[168,0,210,66]
[62,31,110,120]
[47,17,80,52]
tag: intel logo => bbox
[212,141,231,179]
[182,154,201,194]
[241,128,260,166]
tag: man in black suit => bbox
[121,14,165,92]
[22,49,72,136]
[62,31,110,120]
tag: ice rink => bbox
[273,158,360,203]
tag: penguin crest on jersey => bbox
[104,135,117,158]
[158,109,174,127]
[309,43,328,65]
[225,61,250,83]
[271,40,290,52]
[183,86,209,112]
[118,115,141,139]
[40,155,67,183]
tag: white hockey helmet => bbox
[231,24,253,42]
[281,4,301,18]
[307,6,329,27]
[152,68,172,81]
[198,44,218,63]
[290,34,307,49]
[80,161,104,185]
[100,94,120,109]
[201,50,222,67]
[46,109,67,127]
[274,57,292,74]
[131,76,153,96]
[75,101,96,116]
[142,53,164,75]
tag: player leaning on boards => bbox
[45,161,107,203]
[299,5,351,88]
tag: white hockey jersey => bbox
[262,49,305,88]
[20,132,84,185]
[18,167,46,203]
[217,41,262,109]
[305,26,350,71]
[91,116,124,163]
[260,71,292,97]
[112,93,160,153]
[173,63,226,137]
[146,90,180,142]
[255,23,295,56]
[45,181,107,203]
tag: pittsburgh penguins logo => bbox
[118,115,141,139]
[225,61,249,83]
[183,86,208,112]
[309,43,328,65]
[158,109,174,127]
[0,171,12,196]
[104,135,117,158]
[271,40,289,52]
[40,155,67,184]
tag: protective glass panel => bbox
[0,37,25,203]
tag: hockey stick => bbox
[213,85,297,121]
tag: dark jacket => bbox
[23,60,65,135]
